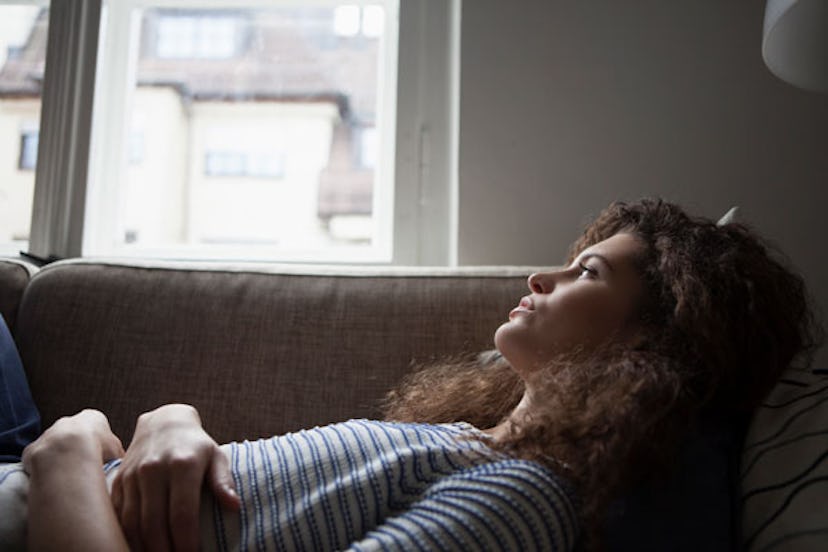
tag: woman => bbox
[0,312,40,463]
[21,198,820,551]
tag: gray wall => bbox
[456,1,828,366]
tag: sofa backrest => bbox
[0,258,38,331]
[14,259,534,445]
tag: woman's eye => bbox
[578,263,598,279]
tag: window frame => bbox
[24,0,460,265]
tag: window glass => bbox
[359,126,377,169]
[18,129,38,170]
[0,4,48,253]
[89,2,394,261]
[156,14,240,59]
[362,5,384,37]
[334,6,360,37]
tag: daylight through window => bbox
[0,4,48,252]
[85,1,397,261]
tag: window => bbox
[0,4,49,252]
[22,0,459,264]
[18,130,38,170]
[359,126,377,169]
[155,13,242,59]
[361,5,384,37]
[204,151,285,178]
[86,2,397,257]
[334,5,384,38]
[127,130,144,165]
[205,151,245,176]
[333,6,359,37]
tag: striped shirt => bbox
[0,419,579,551]
[205,419,578,551]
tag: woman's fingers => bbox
[116,452,208,552]
[208,447,240,511]
[169,457,206,552]
[22,409,124,473]
[119,475,143,551]
[111,473,123,513]
[102,433,126,462]
[138,461,172,552]
[112,404,227,549]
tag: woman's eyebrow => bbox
[580,253,615,273]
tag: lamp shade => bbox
[762,0,828,92]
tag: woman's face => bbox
[494,232,645,377]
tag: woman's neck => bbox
[481,390,535,441]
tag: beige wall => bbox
[457,1,828,366]
[187,101,338,248]
[0,98,39,245]
[120,91,338,250]
[0,89,343,255]
[124,87,189,245]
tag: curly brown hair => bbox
[382,198,822,547]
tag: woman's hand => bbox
[111,404,240,552]
[23,409,124,474]
[23,410,130,552]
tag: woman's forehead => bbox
[575,232,643,263]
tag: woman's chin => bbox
[493,324,521,364]
[493,321,509,349]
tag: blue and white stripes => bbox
[0,462,27,551]
[215,419,578,551]
[0,420,578,551]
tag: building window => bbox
[205,151,245,176]
[18,130,38,171]
[333,6,359,36]
[245,152,286,179]
[334,5,384,38]
[361,5,384,37]
[156,13,241,59]
[128,131,145,165]
[204,151,285,178]
[359,126,377,169]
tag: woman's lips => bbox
[509,296,534,319]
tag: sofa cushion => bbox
[605,409,745,551]
[0,259,38,332]
[15,259,533,446]
[741,368,828,550]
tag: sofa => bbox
[0,257,537,446]
[1,256,826,551]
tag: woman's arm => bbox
[23,409,128,552]
[348,460,579,552]
[112,403,239,551]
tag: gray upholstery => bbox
[14,260,531,445]
[0,258,37,331]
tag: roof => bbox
[0,7,379,123]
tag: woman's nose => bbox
[527,271,555,294]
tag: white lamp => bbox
[762,0,828,92]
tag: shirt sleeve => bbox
[346,459,579,552]
[0,313,41,463]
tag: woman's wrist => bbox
[24,429,101,474]
[23,409,123,474]
[139,403,202,429]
